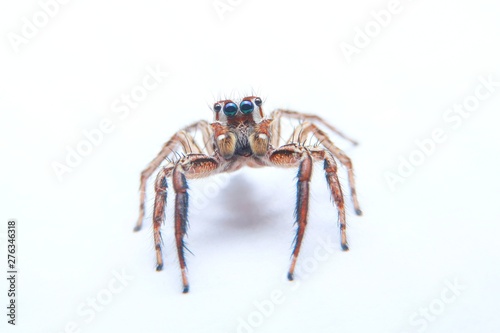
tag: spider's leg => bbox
[179,130,203,154]
[290,152,313,280]
[152,165,174,271]
[269,111,361,214]
[135,120,212,231]
[171,154,221,293]
[310,149,348,250]
[285,120,315,145]
[172,164,190,293]
[270,111,283,147]
[282,122,350,248]
[267,145,312,281]
[289,121,362,216]
[306,124,362,215]
[270,109,359,145]
[200,122,215,155]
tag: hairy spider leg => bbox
[267,145,312,280]
[172,164,190,293]
[278,119,362,216]
[310,148,348,250]
[290,121,350,251]
[153,154,221,293]
[152,166,173,271]
[270,109,359,147]
[135,121,214,231]
[266,144,350,279]
[302,123,362,216]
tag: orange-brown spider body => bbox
[134,96,362,293]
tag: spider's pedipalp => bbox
[212,122,237,159]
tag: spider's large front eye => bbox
[214,103,222,112]
[223,102,238,116]
[240,100,254,114]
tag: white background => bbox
[1,0,500,332]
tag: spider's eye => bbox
[214,103,222,112]
[239,100,254,114]
[223,102,238,116]
[254,97,262,107]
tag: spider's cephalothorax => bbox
[211,96,268,159]
[134,96,362,293]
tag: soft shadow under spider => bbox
[214,174,280,231]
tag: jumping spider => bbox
[134,96,362,293]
